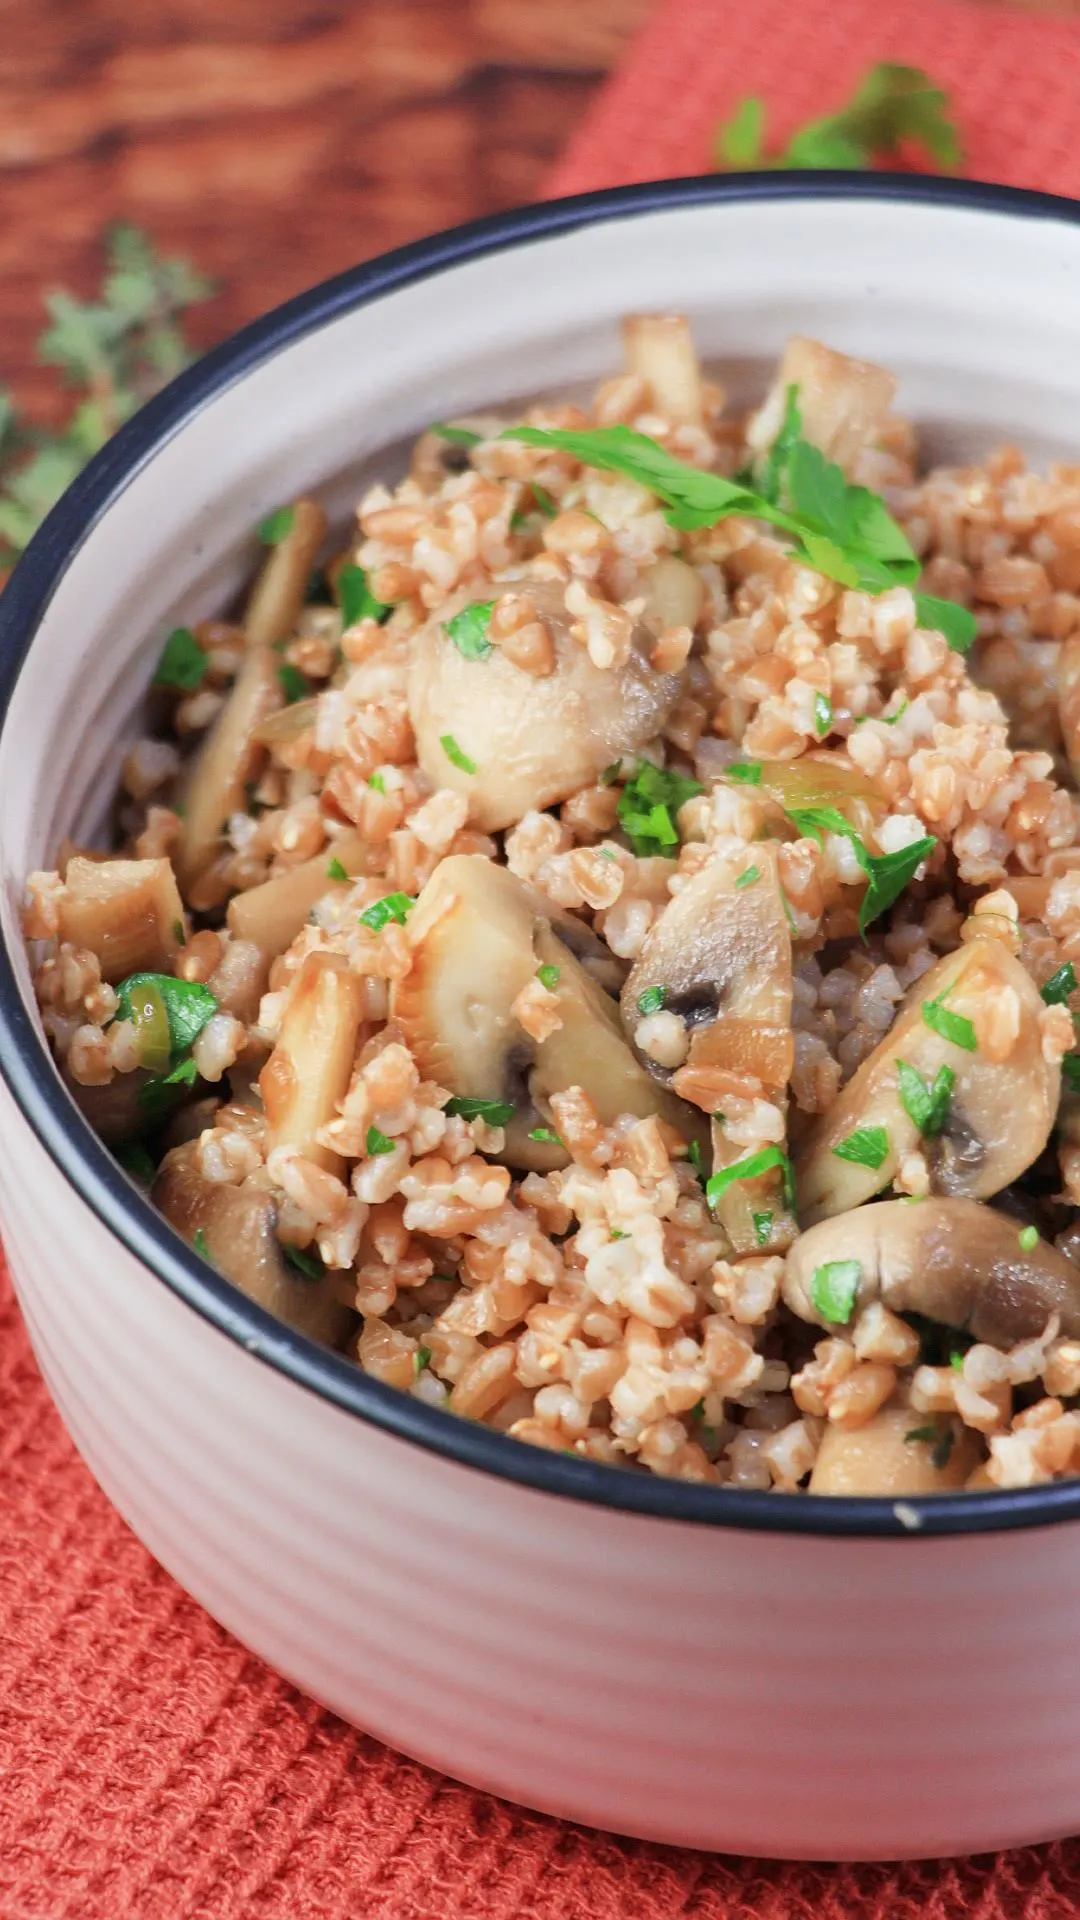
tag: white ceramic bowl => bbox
[4,176,1080,1862]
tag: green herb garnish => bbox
[192,1228,210,1260]
[136,1053,199,1116]
[366,1126,396,1157]
[277,662,308,703]
[528,1126,562,1146]
[905,1423,938,1445]
[616,760,704,856]
[1018,1225,1039,1252]
[726,760,763,785]
[153,626,207,692]
[415,1344,433,1373]
[931,1427,955,1470]
[445,1096,515,1126]
[706,1145,796,1210]
[338,562,392,627]
[714,62,961,174]
[257,504,295,545]
[751,1209,774,1246]
[115,972,217,1056]
[1042,963,1077,1007]
[358,892,414,930]
[326,856,349,882]
[786,805,937,934]
[1064,1054,1080,1094]
[896,1060,954,1139]
[444,599,496,661]
[832,1125,890,1170]
[536,964,561,991]
[599,759,623,786]
[922,990,977,1053]
[756,382,802,505]
[173,919,187,947]
[440,732,477,774]
[810,1258,861,1324]
[369,771,386,793]
[430,422,482,447]
[283,1243,324,1280]
[813,692,833,738]
[637,984,667,1016]
[687,1139,707,1188]
[115,1140,156,1185]
[735,864,760,890]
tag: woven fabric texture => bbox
[7,0,1080,1911]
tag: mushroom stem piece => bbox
[809,1407,980,1496]
[746,336,896,475]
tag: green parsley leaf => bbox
[717,65,961,176]
[1042,962,1077,1007]
[905,1423,938,1445]
[430,421,482,446]
[192,1228,210,1261]
[135,1052,199,1116]
[511,482,559,530]
[725,759,763,785]
[1019,1225,1040,1253]
[922,991,977,1052]
[881,697,910,726]
[813,692,833,738]
[444,599,496,661]
[931,1427,955,1470]
[1065,1053,1080,1095]
[756,383,803,506]
[950,1349,966,1372]
[751,1209,774,1246]
[714,94,766,168]
[896,1060,954,1138]
[283,1243,324,1280]
[599,759,622,786]
[810,1258,861,1324]
[277,662,308,703]
[735,865,760,890]
[366,1126,396,1157]
[445,1095,514,1126]
[173,919,187,947]
[706,1144,796,1211]
[152,625,206,691]
[369,771,386,793]
[358,892,413,931]
[637,984,667,1016]
[115,972,218,1057]
[440,732,477,774]
[415,1344,433,1373]
[257,504,295,545]
[115,1140,156,1185]
[610,1227,628,1240]
[857,837,938,934]
[338,562,392,627]
[832,1125,890,1170]
[528,1126,562,1146]
[536,964,561,990]
[617,760,704,857]
[687,1139,706,1188]
[914,592,976,655]
[326,856,349,882]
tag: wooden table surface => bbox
[0,0,1073,419]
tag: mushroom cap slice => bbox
[809,1407,980,1496]
[391,855,702,1171]
[622,844,793,1090]
[746,336,896,475]
[784,1197,1080,1346]
[406,580,685,832]
[153,1141,352,1348]
[796,936,1059,1224]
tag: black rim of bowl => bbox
[4,170,1080,1539]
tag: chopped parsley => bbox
[500,421,976,653]
[756,382,802,504]
[136,1053,199,1117]
[430,421,482,447]
[832,1125,889,1170]
[257,504,295,545]
[617,761,704,857]
[637,983,667,1016]
[812,692,833,738]
[599,759,623,786]
[726,759,763,785]
[1018,1225,1039,1252]
[283,1243,324,1279]
[706,1144,796,1211]
[358,892,413,930]
[536,964,561,991]
[440,732,477,774]
[1064,1053,1080,1094]
[751,1209,774,1246]
[882,696,910,726]
[445,1095,514,1126]
[931,1427,955,1471]
[687,1139,707,1188]
[610,1228,628,1241]
[115,1140,156,1185]
[326,855,349,882]
[528,1126,562,1146]
[152,625,207,691]
[735,864,760,890]
[786,805,937,935]
[369,771,386,793]
[338,562,392,627]
[415,1344,433,1374]
[366,1126,396,1157]
[277,662,308,703]
[896,1060,954,1138]
[810,1258,860,1324]
[172,919,186,946]
[192,1228,211,1260]
[904,1423,938,1445]
[1042,962,1077,1007]
[950,1350,966,1372]
[115,972,218,1057]
[922,989,977,1052]
[445,599,496,661]
[511,482,558,529]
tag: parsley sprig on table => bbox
[714,62,961,173]
[502,414,976,655]
[0,223,215,567]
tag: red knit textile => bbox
[7,3,1080,1911]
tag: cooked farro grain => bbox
[27,322,1080,1495]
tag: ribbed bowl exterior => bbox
[6,183,1080,1858]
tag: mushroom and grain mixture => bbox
[25,319,1080,1497]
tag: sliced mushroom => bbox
[227,829,367,960]
[260,951,367,1175]
[243,497,328,649]
[746,336,896,475]
[57,856,185,983]
[784,1197,1080,1346]
[796,937,1059,1223]
[621,314,704,426]
[407,579,685,832]
[153,1141,352,1347]
[809,1407,981,1496]
[391,855,702,1171]
[176,643,280,899]
[622,845,793,1089]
